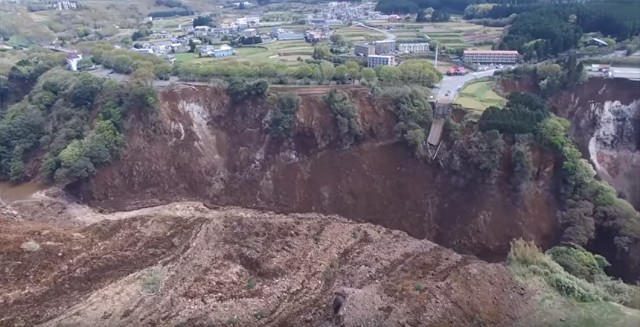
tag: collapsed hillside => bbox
[499,77,640,281]
[549,78,640,211]
[79,84,560,262]
[0,200,531,327]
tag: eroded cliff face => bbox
[549,78,640,210]
[78,84,560,261]
[520,77,640,281]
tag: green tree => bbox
[193,16,213,27]
[112,55,135,74]
[376,66,401,83]
[511,137,533,189]
[68,74,103,108]
[335,65,348,83]
[76,57,94,71]
[361,68,377,83]
[312,44,332,61]
[153,62,172,80]
[323,89,362,144]
[0,75,9,108]
[329,34,346,47]
[54,140,96,183]
[132,63,156,85]
[269,92,301,140]
[319,61,335,83]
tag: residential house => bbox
[200,44,235,58]
[170,43,187,53]
[307,18,327,27]
[236,16,260,30]
[243,28,257,38]
[131,48,154,55]
[162,54,176,64]
[213,44,235,57]
[194,26,210,37]
[151,40,173,54]
[271,27,283,38]
[210,27,232,37]
[584,37,609,47]
[305,29,331,43]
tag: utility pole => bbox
[434,44,438,69]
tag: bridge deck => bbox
[427,118,445,146]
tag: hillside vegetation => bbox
[0,62,157,184]
[508,239,640,327]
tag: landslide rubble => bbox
[82,84,560,262]
[0,201,530,327]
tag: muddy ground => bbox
[0,199,532,327]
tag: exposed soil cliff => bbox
[550,79,640,282]
[0,201,532,327]
[548,78,640,210]
[79,84,560,261]
[503,77,640,281]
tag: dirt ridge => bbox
[0,201,531,327]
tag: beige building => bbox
[398,42,429,53]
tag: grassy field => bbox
[334,26,387,43]
[512,278,640,327]
[152,16,194,31]
[548,302,640,327]
[176,40,314,66]
[454,80,505,112]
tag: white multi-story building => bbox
[398,42,429,53]
[374,39,396,54]
[463,50,519,63]
[367,55,394,68]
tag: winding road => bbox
[353,22,396,40]
[435,69,499,102]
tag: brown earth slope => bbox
[79,84,560,262]
[0,201,531,327]
[502,77,640,281]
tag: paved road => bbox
[437,65,640,103]
[435,69,498,102]
[587,67,640,81]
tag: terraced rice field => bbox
[454,80,505,112]
[364,19,503,50]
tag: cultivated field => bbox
[363,18,503,50]
[175,40,314,65]
[333,26,387,43]
[454,80,505,112]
